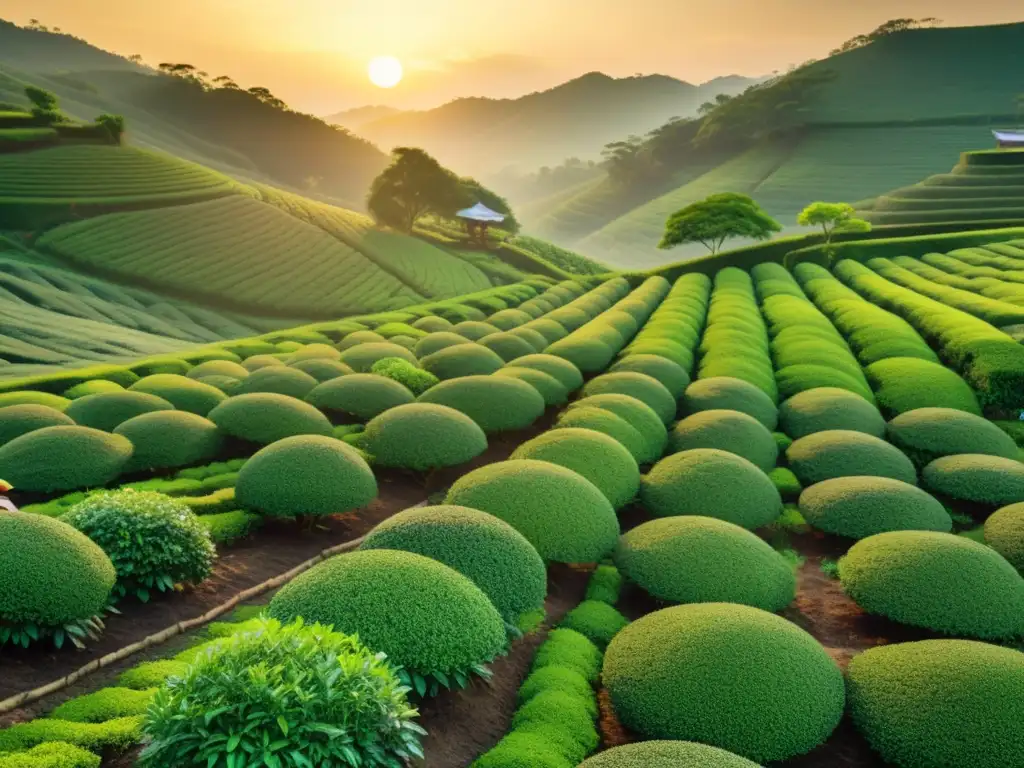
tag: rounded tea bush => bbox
[208,393,333,444]
[114,411,223,472]
[579,741,763,768]
[240,354,286,372]
[922,454,1024,507]
[511,428,640,509]
[640,449,782,529]
[582,372,677,424]
[614,517,796,610]
[489,308,533,330]
[511,353,584,391]
[779,387,886,439]
[887,407,1018,467]
[129,374,227,416]
[235,435,377,518]
[445,459,619,563]
[798,476,952,539]
[139,618,425,768]
[185,360,250,381]
[683,377,778,430]
[196,375,242,395]
[0,425,132,492]
[847,640,1024,768]
[305,374,415,421]
[339,342,418,373]
[268,550,507,676]
[413,331,472,359]
[451,321,501,341]
[0,390,72,411]
[787,430,918,486]
[0,512,115,646]
[985,502,1024,570]
[0,404,74,446]
[610,355,690,398]
[421,343,505,380]
[359,403,487,471]
[335,330,387,351]
[418,375,545,433]
[668,409,778,472]
[495,366,568,406]
[480,332,537,362]
[568,394,668,465]
[546,337,616,374]
[839,531,1024,640]
[360,505,546,625]
[65,391,175,432]
[289,358,353,382]
[64,379,127,399]
[370,357,438,396]
[283,342,343,362]
[602,603,845,762]
[64,490,215,602]
[555,406,648,465]
[235,366,319,400]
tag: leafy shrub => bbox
[368,323,428,340]
[799,476,952,539]
[511,428,639,509]
[779,387,886,439]
[0,741,101,768]
[787,430,918,486]
[360,504,546,626]
[118,661,188,690]
[610,355,690,397]
[339,342,418,373]
[421,343,505,380]
[769,467,802,500]
[183,360,250,381]
[445,459,619,563]
[288,358,352,382]
[579,741,763,768]
[335,330,387,351]
[113,411,223,472]
[208,393,333,444]
[985,502,1024,570]
[847,640,1024,768]
[0,717,141,756]
[481,332,537,362]
[0,426,132,492]
[922,454,1024,506]
[0,404,73,446]
[305,373,415,420]
[545,337,616,374]
[370,357,438,396]
[235,435,376,518]
[128,374,226,416]
[139,618,424,768]
[195,375,242,395]
[65,391,174,432]
[495,367,568,406]
[585,565,622,604]
[509,690,599,763]
[451,321,501,340]
[508,326,549,353]
[531,628,601,683]
[682,377,778,430]
[558,600,628,649]
[567,394,668,464]
[887,407,1018,468]
[603,603,844,762]
[51,687,154,723]
[522,318,569,345]
[413,332,473,358]
[640,449,782,529]
[489,309,533,330]
[418,376,545,433]
[236,366,319,399]
[64,380,127,399]
[582,373,676,424]
[269,550,507,691]
[838,531,1024,639]
[0,391,71,411]
[64,490,215,602]
[471,732,573,768]
[668,409,778,471]
[358,403,487,471]
[240,354,286,372]
[0,512,114,648]
[865,357,982,417]
[616,515,796,610]
[199,510,261,544]
[412,315,454,333]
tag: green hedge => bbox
[208,393,332,444]
[494,367,568,406]
[0,741,102,767]
[922,454,1024,507]
[886,408,1018,468]
[129,374,226,416]
[640,449,782,529]
[64,380,127,399]
[553,407,648,466]
[864,357,982,417]
[421,343,506,380]
[445,459,619,563]
[847,640,1024,768]
[511,428,640,510]
[839,531,1024,640]
[185,360,250,380]
[338,342,418,373]
[985,503,1024,570]
[602,603,844,763]
[113,411,223,472]
[0,404,74,447]
[65,391,174,432]
[787,430,918,486]
[360,504,546,626]
[581,373,677,425]
[779,387,886,439]
[557,600,629,649]
[413,332,473,358]
[0,717,142,756]
[0,426,132,492]
[451,321,502,341]
[609,355,690,398]
[305,374,415,420]
[268,550,507,677]
[288,358,353,382]
[799,476,952,539]
[668,409,778,472]
[579,742,762,768]
[358,403,487,471]
[235,367,319,400]
[566,394,668,465]
[682,377,778,430]
[614,516,796,610]
[481,332,537,362]
[418,375,546,433]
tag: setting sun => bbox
[368,56,403,88]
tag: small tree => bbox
[95,114,126,144]
[797,202,871,263]
[367,147,466,232]
[25,85,62,124]
[659,193,781,253]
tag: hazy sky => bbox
[1,1,1020,113]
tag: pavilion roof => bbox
[456,203,506,223]
[993,129,1024,142]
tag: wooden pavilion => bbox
[992,129,1024,148]
[456,203,506,246]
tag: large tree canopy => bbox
[659,193,781,253]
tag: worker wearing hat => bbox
[0,479,18,513]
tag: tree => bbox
[659,193,781,253]
[797,202,871,263]
[459,177,520,234]
[831,18,940,55]
[247,87,288,110]
[367,147,466,232]
[601,135,657,186]
[95,114,127,144]
[25,86,62,124]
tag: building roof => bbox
[992,129,1024,142]
[456,203,506,223]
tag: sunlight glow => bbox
[368,56,404,88]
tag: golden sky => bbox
[1,0,1020,113]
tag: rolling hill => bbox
[528,22,1024,268]
[353,72,757,177]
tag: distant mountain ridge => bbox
[325,104,402,130]
[352,71,758,176]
